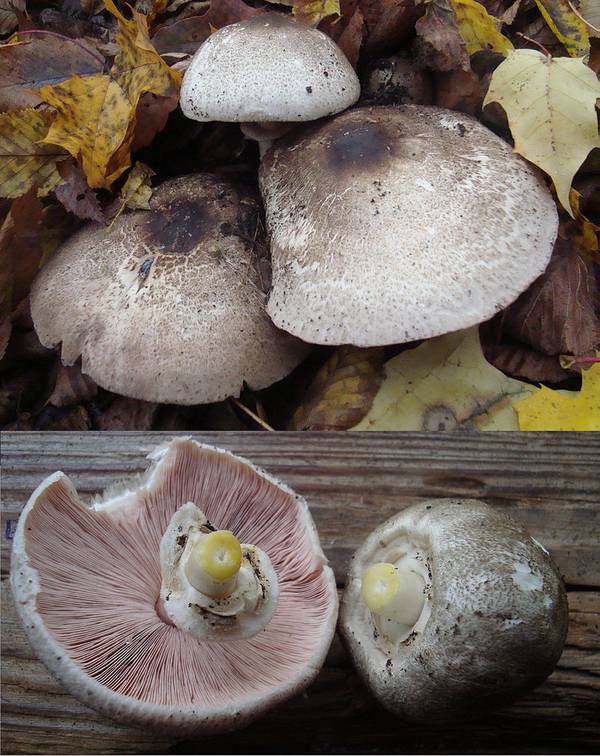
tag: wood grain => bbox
[1,432,599,754]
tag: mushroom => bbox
[29,174,308,405]
[180,13,360,150]
[259,105,558,346]
[10,437,338,733]
[339,499,568,722]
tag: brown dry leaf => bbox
[97,395,159,429]
[0,0,25,36]
[415,0,470,71]
[562,187,600,259]
[39,0,180,189]
[360,0,417,56]
[54,160,104,222]
[132,89,179,150]
[336,5,365,68]
[34,403,92,430]
[0,108,69,198]
[0,33,104,112]
[288,346,385,430]
[496,239,600,358]
[47,363,97,407]
[152,0,262,55]
[434,67,483,112]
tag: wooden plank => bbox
[1,432,599,754]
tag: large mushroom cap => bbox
[340,499,568,722]
[10,438,338,734]
[180,13,360,124]
[30,174,308,404]
[260,105,558,346]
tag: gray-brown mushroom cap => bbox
[259,105,558,346]
[30,174,308,405]
[339,499,569,722]
[180,13,360,124]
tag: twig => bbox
[231,398,275,431]
[516,32,552,57]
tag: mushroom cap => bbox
[339,499,568,722]
[10,438,338,734]
[259,105,558,346]
[180,13,360,124]
[29,174,308,404]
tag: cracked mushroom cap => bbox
[180,13,360,124]
[29,174,307,404]
[340,499,568,722]
[10,438,338,734]
[259,105,558,346]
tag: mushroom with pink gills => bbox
[179,12,361,149]
[259,104,558,347]
[29,174,308,405]
[340,499,569,722]
[10,437,338,733]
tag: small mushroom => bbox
[30,174,308,405]
[259,105,558,346]
[180,13,360,148]
[10,438,338,733]
[340,499,568,721]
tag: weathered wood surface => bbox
[1,432,599,755]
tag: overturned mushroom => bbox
[340,499,568,721]
[259,105,558,346]
[30,174,308,405]
[180,13,360,149]
[11,438,338,733]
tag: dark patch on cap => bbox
[324,119,397,174]
[143,200,211,254]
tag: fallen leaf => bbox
[54,160,104,222]
[0,32,104,112]
[47,363,97,407]
[562,187,599,259]
[415,0,470,71]
[288,346,384,430]
[579,0,600,36]
[434,66,482,112]
[267,0,340,25]
[97,395,159,429]
[39,0,180,189]
[515,360,600,429]
[108,161,155,221]
[336,5,365,67]
[450,0,513,55]
[152,0,262,55]
[482,332,571,383]
[483,49,600,215]
[0,316,10,360]
[33,403,92,430]
[533,0,590,57]
[132,89,179,150]
[352,327,534,431]
[0,108,69,198]
[496,239,600,357]
[0,0,25,36]
[359,0,417,56]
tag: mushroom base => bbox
[159,502,279,640]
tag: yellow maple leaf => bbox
[352,328,534,431]
[450,0,513,56]
[534,0,590,58]
[265,0,340,25]
[515,360,600,430]
[0,108,69,199]
[483,49,600,216]
[38,0,180,189]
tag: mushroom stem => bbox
[184,530,242,599]
[362,563,425,627]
